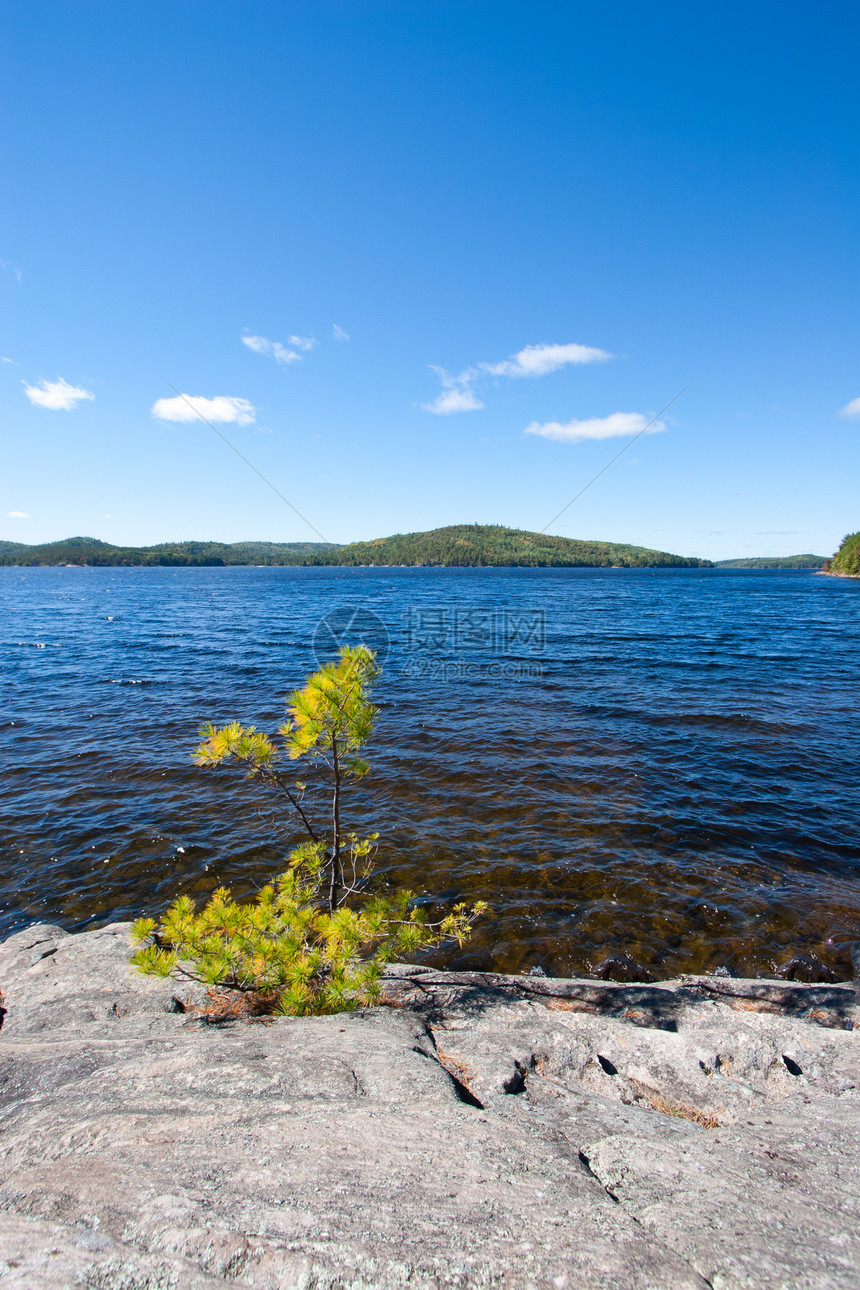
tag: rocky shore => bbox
[1,923,858,1288]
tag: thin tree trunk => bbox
[329,736,343,912]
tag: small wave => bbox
[648,712,808,734]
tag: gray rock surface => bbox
[0,923,857,1288]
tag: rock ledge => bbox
[1,922,858,1288]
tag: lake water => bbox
[2,565,858,980]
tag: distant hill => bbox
[299,525,711,568]
[823,532,860,578]
[0,537,335,567]
[715,554,826,570]
[0,526,711,569]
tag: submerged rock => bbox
[774,951,840,983]
[0,923,858,1288]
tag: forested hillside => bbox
[0,526,711,568]
[0,537,333,566]
[300,525,711,567]
[715,554,825,569]
[824,532,860,577]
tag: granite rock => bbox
[1,923,858,1288]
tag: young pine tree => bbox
[131,645,485,1015]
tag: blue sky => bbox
[2,0,857,559]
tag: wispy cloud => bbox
[838,396,860,419]
[481,342,611,379]
[23,377,95,411]
[242,332,316,365]
[0,257,22,283]
[422,366,485,415]
[332,323,350,341]
[242,334,300,365]
[8,510,30,518]
[1,356,15,365]
[151,394,256,425]
[524,411,665,443]
[423,340,611,413]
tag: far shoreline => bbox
[0,561,829,573]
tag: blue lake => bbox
[1,565,858,979]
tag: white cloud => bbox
[242,332,315,365]
[8,510,30,518]
[332,323,350,341]
[23,377,95,411]
[524,411,665,443]
[242,334,272,355]
[242,334,300,365]
[482,342,611,379]
[838,397,860,419]
[424,387,485,415]
[269,344,302,364]
[422,366,485,415]
[151,394,256,425]
[423,339,612,414]
[1,356,15,364]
